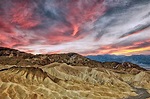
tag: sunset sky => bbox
[0,0,150,55]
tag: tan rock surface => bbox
[0,63,144,99]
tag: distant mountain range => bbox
[87,54,150,69]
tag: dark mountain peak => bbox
[0,47,19,52]
[0,47,33,58]
[66,52,80,56]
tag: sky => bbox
[0,0,150,55]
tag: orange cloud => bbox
[112,46,150,55]
[72,25,79,36]
[94,40,150,55]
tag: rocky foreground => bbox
[0,47,150,99]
